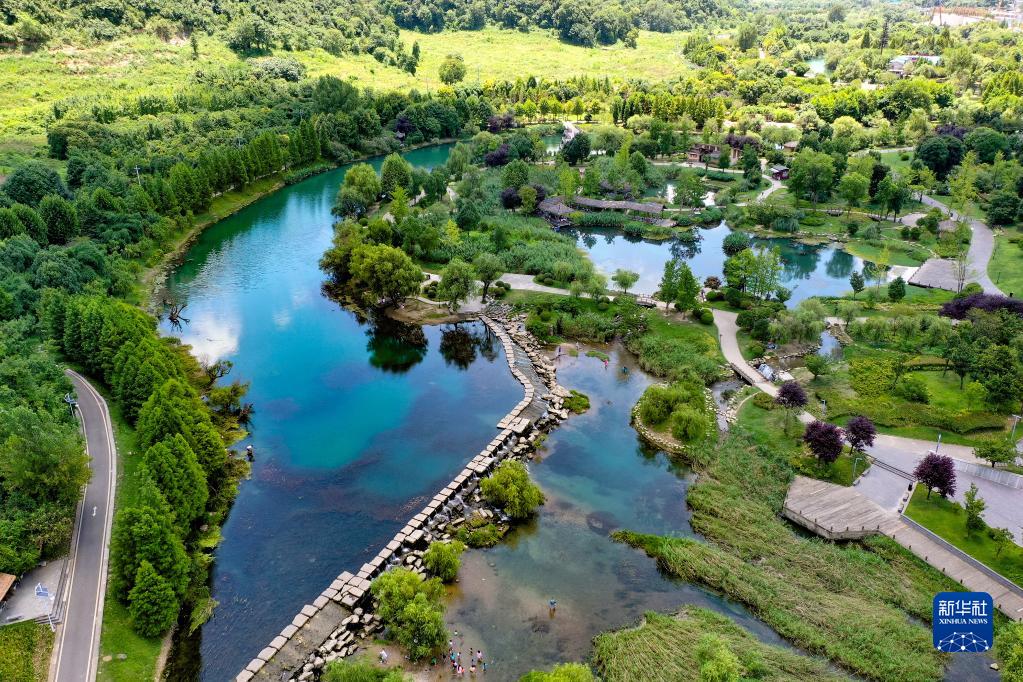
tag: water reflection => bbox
[365,315,429,373]
[439,323,498,369]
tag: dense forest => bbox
[0,0,731,48]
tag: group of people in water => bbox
[443,645,487,677]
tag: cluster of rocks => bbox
[242,307,573,682]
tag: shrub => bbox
[698,309,714,324]
[322,660,406,681]
[480,460,544,519]
[724,287,743,307]
[422,540,465,582]
[670,406,710,442]
[940,293,1023,320]
[751,392,775,410]
[894,375,930,403]
[564,390,590,414]
[706,290,723,302]
[456,521,501,548]
[748,341,766,358]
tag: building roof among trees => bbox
[0,573,15,602]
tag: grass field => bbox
[0,621,54,682]
[904,486,1023,587]
[593,608,843,681]
[989,233,1023,298]
[0,27,688,158]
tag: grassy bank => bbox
[904,486,1023,587]
[92,387,164,682]
[613,411,962,681]
[593,608,843,681]
[990,233,1023,298]
[0,621,54,682]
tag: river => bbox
[160,144,528,680]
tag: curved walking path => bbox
[713,308,980,465]
[50,370,117,682]
[917,194,1003,295]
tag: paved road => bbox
[51,370,117,682]
[918,194,1003,295]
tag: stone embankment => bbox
[240,306,574,682]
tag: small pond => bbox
[566,223,863,306]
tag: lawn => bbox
[904,486,1023,587]
[989,233,1023,298]
[843,239,929,266]
[0,621,54,682]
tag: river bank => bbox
[141,137,462,313]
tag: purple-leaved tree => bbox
[845,415,876,455]
[913,453,957,498]
[803,420,844,464]
[775,381,807,433]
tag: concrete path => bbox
[51,370,117,682]
[917,195,1002,295]
[784,476,1023,621]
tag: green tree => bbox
[741,145,761,187]
[1,162,68,205]
[518,185,538,214]
[135,379,199,449]
[558,168,578,199]
[805,354,831,380]
[942,328,977,390]
[128,560,179,637]
[141,435,208,533]
[997,621,1023,680]
[110,506,189,600]
[502,159,530,190]
[976,438,1015,468]
[371,568,443,623]
[342,163,381,206]
[422,540,465,582]
[789,150,835,209]
[676,262,700,311]
[991,528,1014,558]
[437,258,479,312]
[659,258,680,303]
[675,170,705,208]
[963,483,986,533]
[887,276,906,302]
[0,406,89,506]
[849,271,865,298]
[38,195,79,245]
[438,53,467,85]
[11,203,47,243]
[480,460,544,519]
[612,269,639,295]
[380,154,412,197]
[472,253,503,301]
[350,244,423,307]
[395,592,447,661]
[837,172,869,215]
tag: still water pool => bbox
[566,223,863,306]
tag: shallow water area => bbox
[439,345,787,680]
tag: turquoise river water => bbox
[159,143,992,681]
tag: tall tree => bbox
[437,258,478,312]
